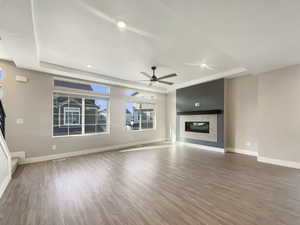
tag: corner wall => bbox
[257,65,300,163]
[166,91,176,142]
[225,65,300,167]
[0,60,167,158]
[225,75,258,152]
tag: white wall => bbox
[225,65,300,166]
[0,60,167,158]
[226,75,258,152]
[257,65,300,163]
[166,91,176,142]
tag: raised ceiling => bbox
[1,0,300,92]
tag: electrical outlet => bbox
[16,75,28,83]
[52,145,57,150]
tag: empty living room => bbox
[1,1,300,225]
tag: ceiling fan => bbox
[140,66,177,86]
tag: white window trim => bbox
[124,89,157,101]
[125,102,156,132]
[52,93,110,138]
[63,107,81,126]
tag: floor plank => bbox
[1,145,300,225]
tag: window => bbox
[84,98,108,134]
[54,79,109,94]
[53,94,109,136]
[0,68,3,80]
[126,102,155,130]
[126,102,140,130]
[124,89,157,100]
[141,103,155,129]
[64,107,81,126]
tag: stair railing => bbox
[0,100,5,138]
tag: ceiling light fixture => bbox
[200,63,208,69]
[185,62,214,70]
[87,65,92,68]
[117,21,127,29]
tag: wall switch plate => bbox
[52,145,56,150]
[16,118,24,124]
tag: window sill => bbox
[126,128,156,132]
[52,131,110,138]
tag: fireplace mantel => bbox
[177,110,222,115]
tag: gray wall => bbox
[257,65,300,163]
[176,79,225,148]
[0,60,166,158]
[225,75,258,152]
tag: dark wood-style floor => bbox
[1,145,300,225]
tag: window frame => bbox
[125,101,156,132]
[0,68,4,95]
[124,89,157,100]
[63,107,81,126]
[52,92,110,138]
[0,67,3,82]
[53,77,110,97]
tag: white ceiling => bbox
[1,0,300,92]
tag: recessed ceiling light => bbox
[87,65,92,68]
[200,63,208,68]
[117,21,127,29]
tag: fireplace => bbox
[178,111,220,142]
[185,121,209,133]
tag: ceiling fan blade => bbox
[140,72,152,78]
[158,80,174,85]
[157,73,177,80]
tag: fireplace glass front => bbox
[185,121,209,133]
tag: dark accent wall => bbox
[176,79,224,148]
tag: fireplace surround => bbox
[177,110,222,143]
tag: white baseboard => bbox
[177,141,225,153]
[258,156,300,169]
[21,139,166,164]
[226,148,258,157]
[0,175,11,199]
[119,144,174,152]
[11,151,26,160]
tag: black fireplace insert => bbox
[185,121,209,133]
